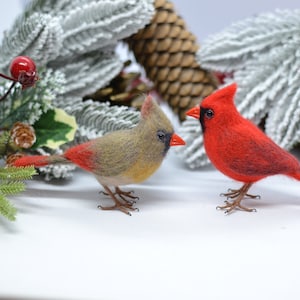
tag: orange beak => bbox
[170,133,186,146]
[186,106,200,119]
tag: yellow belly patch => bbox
[122,160,161,183]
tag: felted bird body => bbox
[13,95,185,214]
[186,83,300,213]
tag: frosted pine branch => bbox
[62,99,140,143]
[198,9,300,72]
[24,0,90,17]
[50,50,123,98]
[58,0,155,58]
[233,40,299,124]
[0,13,63,69]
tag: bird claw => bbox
[98,186,140,215]
[217,183,259,214]
[98,202,138,216]
[217,201,257,215]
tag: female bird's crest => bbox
[141,94,156,118]
[140,94,172,132]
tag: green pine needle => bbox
[0,166,37,221]
[0,193,17,221]
[0,181,26,195]
[0,166,37,181]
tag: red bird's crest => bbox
[200,83,238,116]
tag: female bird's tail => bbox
[13,155,69,167]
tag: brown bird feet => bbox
[98,186,139,216]
[217,183,259,214]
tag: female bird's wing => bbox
[64,130,139,176]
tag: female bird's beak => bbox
[170,133,186,146]
[186,106,200,119]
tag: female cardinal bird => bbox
[186,83,300,214]
[13,95,185,215]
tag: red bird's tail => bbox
[13,155,68,167]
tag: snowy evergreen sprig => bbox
[57,0,155,59]
[178,9,300,168]
[64,99,140,143]
[50,49,123,98]
[0,13,63,69]
[0,0,155,99]
[0,68,65,128]
[198,10,300,72]
[23,0,86,17]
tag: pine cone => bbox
[10,122,36,149]
[125,0,219,121]
[6,153,24,166]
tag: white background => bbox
[1,1,300,300]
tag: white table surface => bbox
[1,150,300,300]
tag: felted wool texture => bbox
[198,84,300,183]
[14,154,68,168]
[13,95,176,188]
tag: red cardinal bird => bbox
[13,95,185,215]
[186,83,300,214]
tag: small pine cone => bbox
[126,0,219,121]
[10,122,36,149]
[6,153,24,166]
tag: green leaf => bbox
[33,108,77,149]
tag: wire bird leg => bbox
[98,185,139,216]
[217,183,259,214]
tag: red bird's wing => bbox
[209,122,300,182]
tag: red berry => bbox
[9,56,38,89]
[10,56,36,79]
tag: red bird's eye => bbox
[205,109,214,119]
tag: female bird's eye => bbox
[157,130,166,143]
[205,109,214,119]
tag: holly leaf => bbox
[33,108,77,149]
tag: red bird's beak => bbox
[170,133,186,146]
[186,106,200,119]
